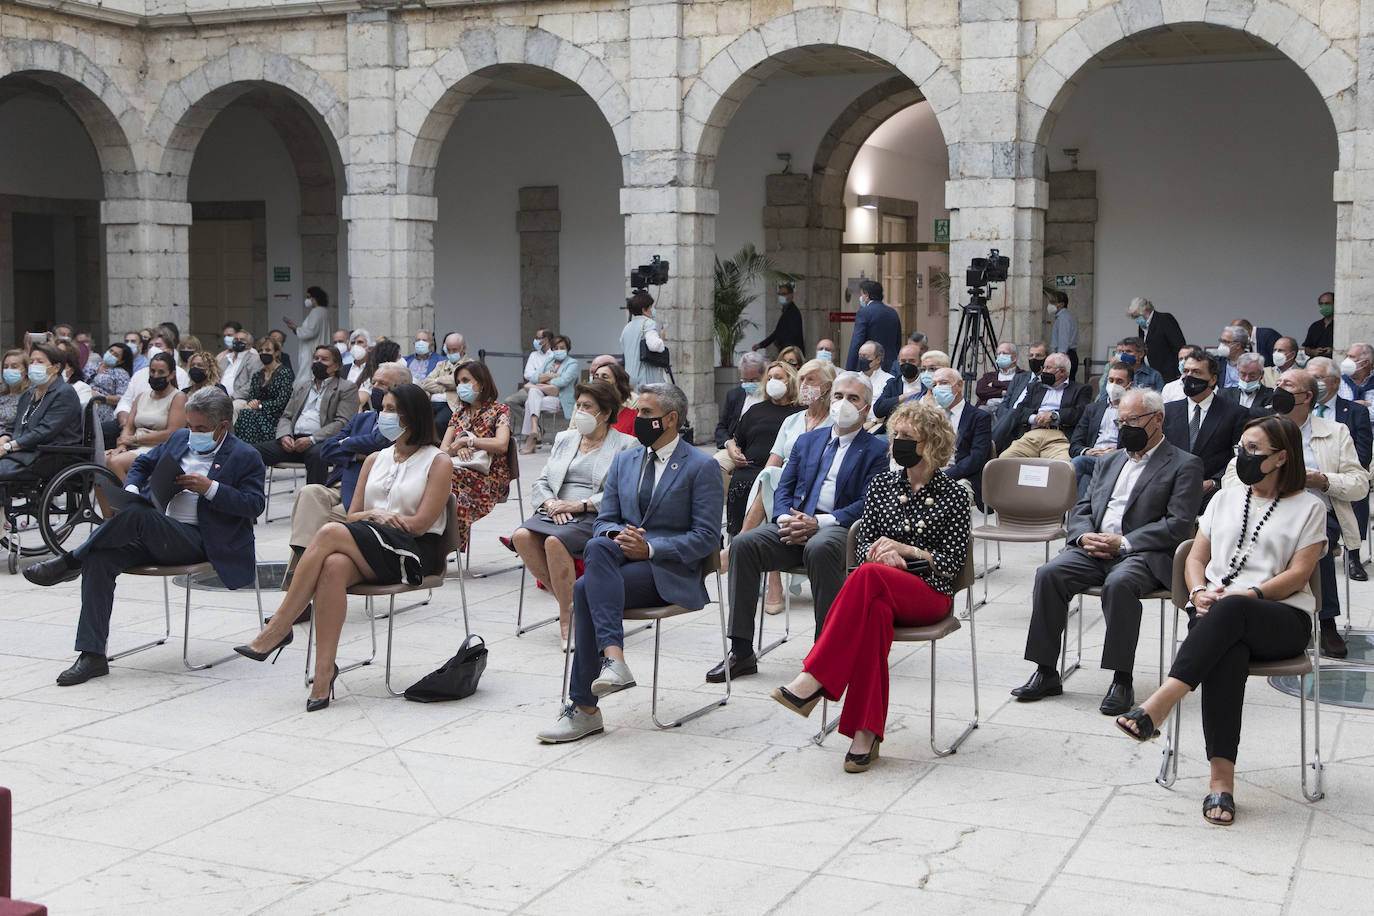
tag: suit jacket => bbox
[530,427,639,512]
[772,427,889,529]
[1067,439,1203,585]
[1163,394,1248,484]
[947,403,993,506]
[845,300,901,373]
[8,376,82,466]
[594,439,724,610]
[715,386,751,447]
[405,352,441,379]
[1139,310,1185,382]
[1069,398,1115,458]
[755,302,805,353]
[216,350,264,399]
[994,370,1035,420]
[275,375,359,442]
[993,380,1092,454]
[873,374,925,419]
[419,359,463,411]
[1217,384,1273,419]
[1332,396,1373,467]
[318,410,389,506]
[128,429,266,589]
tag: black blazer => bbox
[1139,310,1185,382]
[993,380,1092,453]
[1217,384,1273,420]
[6,376,82,467]
[873,374,924,419]
[1163,394,1248,484]
[1069,399,1114,458]
[715,386,749,448]
[1334,396,1373,467]
[994,370,1035,421]
[754,302,805,353]
[947,403,993,507]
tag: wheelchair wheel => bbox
[38,463,122,556]
[0,506,49,559]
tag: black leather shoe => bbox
[1349,555,1368,582]
[1099,681,1135,716]
[705,651,758,683]
[1010,669,1063,702]
[24,555,81,587]
[1320,627,1349,659]
[56,652,109,686]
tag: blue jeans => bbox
[569,536,663,707]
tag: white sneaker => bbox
[590,657,636,697]
[536,704,604,744]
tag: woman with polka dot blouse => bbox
[770,400,971,772]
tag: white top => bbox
[523,348,546,383]
[362,445,446,536]
[1040,382,1066,412]
[1094,404,1120,449]
[296,304,329,371]
[1100,440,1161,538]
[1197,485,1327,612]
[116,365,191,416]
[1162,378,1186,403]
[769,409,833,461]
[869,368,894,396]
[294,382,326,437]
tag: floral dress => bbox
[448,400,512,550]
[85,367,129,429]
[232,365,296,444]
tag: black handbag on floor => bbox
[404,634,487,702]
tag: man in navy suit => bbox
[844,279,901,374]
[928,367,994,505]
[1162,351,1247,503]
[1312,356,1373,579]
[1070,362,1133,501]
[28,388,266,685]
[708,371,889,683]
[538,383,723,743]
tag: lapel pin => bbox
[670,462,679,470]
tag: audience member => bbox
[440,359,511,551]
[1263,336,1302,387]
[1162,351,1247,502]
[872,343,925,420]
[589,361,637,434]
[54,341,92,406]
[1012,388,1202,714]
[1161,345,1198,403]
[0,349,30,435]
[331,329,350,362]
[753,281,805,355]
[506,328,552,432]
[1217,352,1271,418]
[356,339,401,410]
[1338,341,1374,415]
[268,328,294,374]
[1113,338,1162,391]
[106,352,187,483]
[723,361,801,537]
[175,335,201,371]
[777,346,804,371]
[284,286,331,371]
[116,340,189,424]
[815,338,837,362]
[517,334,579,455]
[1070,361,1133,500]
[975,341,1026,410]
[86,342,132,441]
[997,341,1048,419]
[344,329,373,387]
[0,343,81,508]
[1049,290,1079,379]
[994,352,1091,459]
[182,349,222,397]
[856,341,893,399]
[714,350,768,479]
[418,331,468,429]
[930,367,993,508]
[621,291,667,388]
[1212,325,1249,388]
[405,330,441,378]
[233,336,295,445]
[1130,296,1185,383]
[1311,355,1373,581]
[255,344,358,484]
[1302,291,1335,359]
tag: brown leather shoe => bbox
[1320,627,1348,659]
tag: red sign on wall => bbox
[829,311,857,322]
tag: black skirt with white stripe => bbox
[345,520,445,586]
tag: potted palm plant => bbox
[713,244,801,403]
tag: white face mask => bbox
[1047,303,1058,316]
[1211,345,1231,359]
[829,397,860,428]
[572,408,599,436]
[351,344,367,363]
[335,341,348,355]
[1341,357,1359,376]
[1105,383,1126,404]
[765,378,788,400]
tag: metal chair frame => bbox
[463,444,524,580]
[262,462,306,523]
[110,561,265,670]
[757,566,801,658]
[1060,586,1172,683]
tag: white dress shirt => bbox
[1299,418,1333,509]
[776,427,859,529]
[1097,439,1162,548]
[869,368,894,397]
[635,436,680,558]
[943,400,965,469]
[125,435,224,525]
[294,382,326,437]
[1094,404,1120,449]
[1040,382,1066,412]
[219,351,253,396]
[1186,390,1215,430]
[1161,377,1186,403]
[523,348,547,384]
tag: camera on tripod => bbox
[951,248,1010,384]
[965,249,1010,291]
[631,255,670,292]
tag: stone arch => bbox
[811,75,926,217]
[1022,0,1354,170]
[150,48,349,200]
[0,38,142,199]
[398,26,632,196]
[682,9,961,189]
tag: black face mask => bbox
[900,362,920,381]
[260,353,274,366]
[1181,375,1210,399]
[1028,357,1045,374]
[634,414,666,448]
[231,339,246,352]
[1235,449,1270,486]
[891,438,923,468]
[311,362,330,381]
[188,367,207,384]
[148,375,170,392]
[1118,423,1150,453]
[370,386,388,411]
[178,349,194,363]
[1270,388,1296,414]
[1039,371,1057,387]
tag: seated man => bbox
[1012,389,1202,714]
[713,350,768,480]
[505,328,552,433]
[994,352,1091,459]
[1311,355,1373,579]
[930,367,993,507]
[997,341,1048,420]
[709,371,889,682]
[1162,350,1247,504]
[215,323,263,410]
[1113,337,1162,392]
[1070,361,1133,500]
[255,344,359,485]
[975,341,1028,411]
[27,388,266,685]
[856,340,893,402]
[1160,344,1200,403]
[814,338,837,362]
[1217,351,1271,416]
[536,384,723,743]
[418,331,466,429]
[873,343,944,419]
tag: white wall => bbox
[432,91,623,384]
[0,95,102,199]
[1048,57,1338,360]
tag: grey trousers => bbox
[728,523,848,644]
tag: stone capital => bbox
[341,193,439,223]
[99,199,193,227]
[620,186,719,216]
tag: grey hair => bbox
[832,370,874,404]
[1236,352,1264,371]
[1223,324,1250,347]
[1128,297,1153,316]
[639,383,688,424]
[186,386,233,426]
[1349,342,1372,361]
[1124,387,1165,415]
[1046,352,1071,371]
[862,340,884,362]
[375,360,413,385]
[998,341,1018,355]
[349,328,373,347]
[738,350,768,374]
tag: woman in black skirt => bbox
[236,383,452,710]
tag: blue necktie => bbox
[638,450,658,517]
[801,438,840,517]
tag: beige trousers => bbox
[1001,428,1071,461]
[289,483,347,552]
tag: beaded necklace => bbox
[1219,487,1279,587]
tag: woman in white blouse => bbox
[1116,415,1325,826]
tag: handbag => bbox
[639,319,671,370]
[404,634,487,702]
[451,447,492,474]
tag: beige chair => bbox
[814,523,979,757]
[560,551,729,729]
[969,458,1078,608]
[1155,538,1324,801]
[303,495,464,695]
[262,461,306,523]
[112,561,265,670]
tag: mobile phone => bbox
[26,332,46,344]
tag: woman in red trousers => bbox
[770,399,970,772]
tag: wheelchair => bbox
[0,398,121,573]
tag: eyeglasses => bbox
[1238,446,1274,457]
[1113,411,1156,429]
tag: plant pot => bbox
[714,366,737,409]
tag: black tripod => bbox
[951,287,1000,387]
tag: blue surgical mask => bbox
[28,365,49,384]
[187,430,217,453]
[1177,360,1186,375]
[456,383,477,404]
[2,369,22,386]
[741,381,761,395]
[446,351,463,364]
[919,371,935,389]
[1116,352,1137,366]
[551,349,568,361]
[933,385,956,409]
[1239,378,1261,394]
[223,335,235,349]
[532,338,543,351]
[414,340,430,356]
[995,354,1013,369]
[1134,316,1148,328]
[376,412,404,441]
[103,351,119,367]
[816,350,832,361]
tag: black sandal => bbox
[1202,792,1236,826]
[770,685,824,718]
[1114,707,1160,742]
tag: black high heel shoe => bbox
[770,684,825,718]
[306,664,339,712]
[844,737,881,773]
[233,628,294,663]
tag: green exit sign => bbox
[934,218,950,243]
[273,266,291,283]
[1055,274,1077,287]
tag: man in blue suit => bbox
[708,371,889,682]
[27,388,266,685]
[844,279,901,374]
[930,368,993,508]
[538,383,724,743]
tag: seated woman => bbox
[232,335,294,445]
[770,401,970,772]
[86,342,132,442]
[441,359,511,551]
[182,349,224,396]
[176,335,203,372]
[55,342,93,407]
[518,334,579,454]
[724,361,801,537]
[235,383,452,710]
[778,345,805,372]
[1115,415,1325,826]
[588,360,637,435]
[0,343,82,503]
[106,352,187,483]
[514,380,638,645]
[344,329,373,387]
[0,349,30,436]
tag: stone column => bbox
[1045,170,1097,371]
[517,186,561,345]
[1335,0,1374,354]
[101,198,192,334]
[763,173,810,345]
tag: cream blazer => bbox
[529,427,639,511]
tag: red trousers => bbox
[804,563,952,740]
